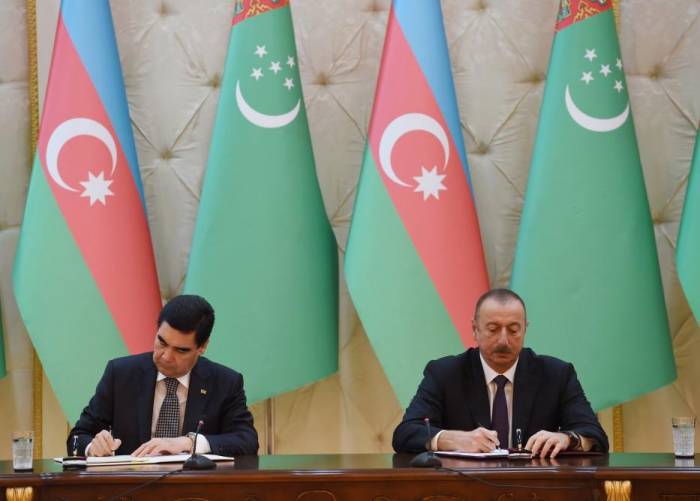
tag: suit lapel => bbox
[465,349,492,428]
[137,357,157,444]
[183,358,210,434]
[512,348,541,440]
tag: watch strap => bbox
[562,430,580,450]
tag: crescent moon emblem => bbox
[378,113,450,188]
[565,85,629,133]
[235,80,300,129]
[45,118,117,192]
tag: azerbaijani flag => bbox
[511,0,675,410]
[13,0,161,422]
[345,0,489,407]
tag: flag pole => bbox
[26,0,44,459]
[611,0,625,453]
[265,397,275,455]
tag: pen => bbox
[108,426,116,456]
[477,422,500,450]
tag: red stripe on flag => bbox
[367,12,488,347]
[232,0,289,26]
[37,18,161,353]
[555,0,611,32]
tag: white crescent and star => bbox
[45,117,117,192]
[236,80,300,129]
[378,113,450,190]
[565,84,629,133]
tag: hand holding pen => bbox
[87,427,122,457]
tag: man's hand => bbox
[132,437,192,457]
[437,427,500,452]
[87,430,122,457]
[526,430,570,458]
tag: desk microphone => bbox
[409,418,442,468]
[62,435,87,470]
[183,420,216,470]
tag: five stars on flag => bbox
[250,43,297,91]
[581,48,626,94]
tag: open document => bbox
[435,448,512,459]
[55,453,234,466]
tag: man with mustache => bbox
[393,288,608,457]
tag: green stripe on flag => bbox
[678,132,700,320]
[14,158,129,422]
[345,148,464,408]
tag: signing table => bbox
[2,453,700,500]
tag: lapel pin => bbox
[200,389,207,395]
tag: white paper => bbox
[54,453,234,466]
[434,448,510,459]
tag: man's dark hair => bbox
[157,294,215,347]
[474,288,526,321]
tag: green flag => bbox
[678,132,700,319]
[511,1,675,410]
[185,1,338,402]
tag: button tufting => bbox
[530,72,545,84]
[315,72,330,86]
[366,0,383,14]
[475,142,489,155]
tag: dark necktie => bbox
[492,375,509,449]
[154,377,180,438]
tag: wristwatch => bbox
[562,430,580,450]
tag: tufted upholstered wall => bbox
[0,0,698,459]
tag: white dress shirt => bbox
[151,371,210,453]
[479,354,518,449]
[86,370,211,455]
[431,355,519,450]
[431,355,591,451]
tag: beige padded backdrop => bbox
[0,0,699,459]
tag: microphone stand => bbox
[183,420,216,470]
[62,435,87,470]
[409,418,442,468]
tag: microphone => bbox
[62,435,87,470]
[409,418,442,468]
[183,420,216,470]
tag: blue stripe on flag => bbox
[60,0,147,207]
[393,0,473,187]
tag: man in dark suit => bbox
[68,295,259,457]
[393,288,608,458]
